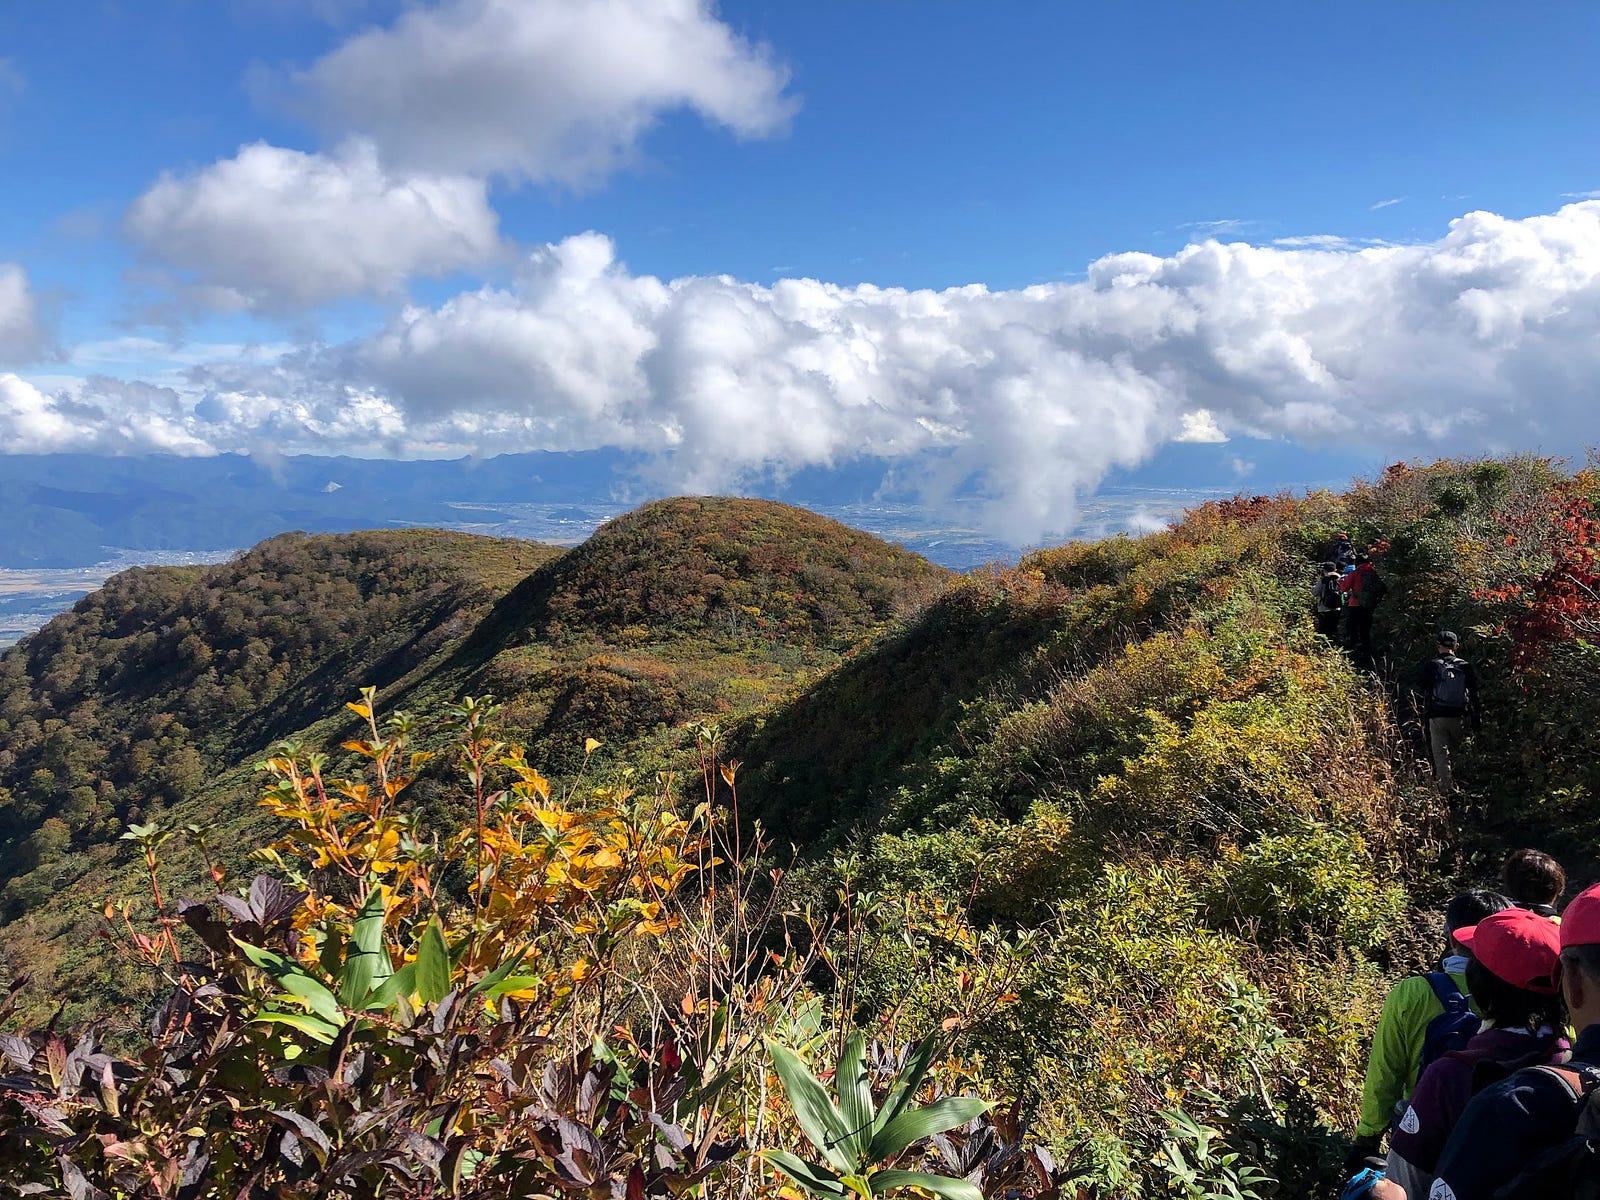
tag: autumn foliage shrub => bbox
[0,695,1075,1198]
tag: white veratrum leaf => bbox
[868,1169,984,1200]
[233,938,343,1027]
[834,1031,874,1160]
[252,1011,340,1044]
[767,1040,856,1174]
[869,1096,990,1162]
[873,1037,939,1140]
[338,887,392,1007]
[414,919,451,1005]
[764,1149,849,1198]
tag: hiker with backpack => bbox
[1500,848,1567,920]
[1428,881,1600,1199]
[1314,560,1345,639]
[1381,908,1567,1196]
[1346,891,1512,1178]
[1339,552,1388,662]
[1329,531,1358,569]
[1416,632,1481,795]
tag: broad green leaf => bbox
[338,888,392,1007]
[318,929,345,980]
[834,1031,874,1160]
[869,1096,989,1162]
[234,938,343,1027]
[467,949,529,996]
[872,1038,940,1139]
[767,1039,856,1174]
[415,919,451,1005]
[868,1169,983,1200]
[253,1011,340,1044]
[272,975,343,1028]
[233,938,292,973]
[481,974,540,999]
[763,1150,849,1198]
[363,962,417,1011]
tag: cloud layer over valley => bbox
[9,202,1600,540]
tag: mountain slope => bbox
[400,496,949,767]
[0,500,947,1019]
[5,467,1599,1193]
[0,530,558,920]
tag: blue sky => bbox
[1,1,1599,538]
[10,3,1600,298]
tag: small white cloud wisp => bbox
[12,202,1600,542]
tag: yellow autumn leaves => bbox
[253,690,710,1024]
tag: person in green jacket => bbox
[1345,889,1512,1175]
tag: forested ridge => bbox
[0,464,1597,1196]
[0,530,558,922]
[0,500,945,1015]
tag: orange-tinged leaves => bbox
[588,847,624,871]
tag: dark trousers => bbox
[1346,607,1375,657]
[1315,610,1341,639]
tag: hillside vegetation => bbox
[402,496,948,771]
[0,501,944,1021]
[0,531,556,985]
[0,463,1597,1197]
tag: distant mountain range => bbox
[0,440,1383,570]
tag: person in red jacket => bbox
[1339,552,1387,663]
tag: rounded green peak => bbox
[526,495,949,648]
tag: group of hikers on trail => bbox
[1341,849,1600,1199]
[1314,532,1389,662]
[1311,535,1484,795]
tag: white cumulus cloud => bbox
[1177,410,1228,443]
[23,202,1600,543]
[288,0,796,184]
[0,265,53,364]
[126,140,503,312]
[0,374,213,455]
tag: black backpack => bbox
[1318,576,1342,610]
[1494,1065,1600,1199]
[1432,657,1470,711]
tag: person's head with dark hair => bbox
[1559,885,1600,1035]
[1444,889,1512,957]
[1500,848,1567,913]
[1456,909,1563,1034]
[1355,551,1372,565]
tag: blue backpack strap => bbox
[1425,970,1468,1012]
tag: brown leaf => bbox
[44,1035,67,1089]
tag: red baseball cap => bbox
[1561,882,1600,950]
[1454,907,1561,995]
